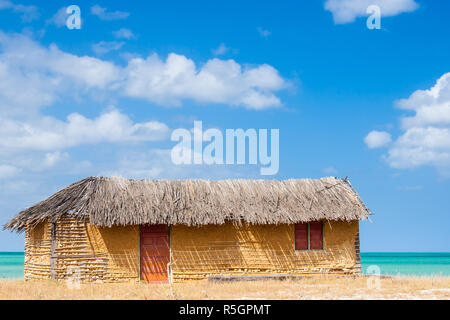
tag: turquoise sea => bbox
[0,252,449,279]
[361,252,450,277]
[0,252,24,280]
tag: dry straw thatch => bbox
[4,176,371,232]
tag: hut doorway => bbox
[140,225,170,282]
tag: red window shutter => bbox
[309,221,323,250]
[295,223,308,250]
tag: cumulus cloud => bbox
[0,32,123,116]
[397,74,450,128]
[0,31,278,188]
[325,0,418,24]
[124,53,286,109]
[90,5,129,21]
[0,109,170,151]
[365,130,392,148]
[0,31,288,186]
[366,73,450,175]
[0,32,286,112]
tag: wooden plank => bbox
[208,274,295,282]
[50,222,57,279]
[354,230,361,275]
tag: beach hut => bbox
[4,176,371,283]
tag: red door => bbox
[140,225,170,282]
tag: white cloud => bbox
[113,28,136,40]
[0,31,276,192]
[386,127,450,170]
[124,53,286,109]
[0,31,287,180]
[212,43,229,56]
[46,7,68,28]
[92,41,125,55]
[397,73,450,128]
[0,0,39,23]
[41,46,122,89]
[325,0,418,24]
[0,31,289,185]
[0,109,170,151]
[90,5,129,21]
[0,56,59,116]
[364,130,392,148]
[367,73,450,175]
[0,164,20,178]
[0,32,122,116]
[0,32,287,112]
[43,151,69,167]
[257,27,271,38]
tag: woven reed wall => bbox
[24,221,52,280]
[24,217,139,282]
[24,217,360,282]
[171,221,360,282]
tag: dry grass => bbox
[0,276,449,300]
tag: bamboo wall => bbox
[24,217,139,282]
[170,221,360,282]
[24,217,360,282]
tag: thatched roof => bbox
[4,177,371,232]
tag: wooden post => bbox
[354,230,361,275]
[50,222,57,280]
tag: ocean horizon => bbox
[0,252,449,280]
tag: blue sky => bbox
[0,0,449,252]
